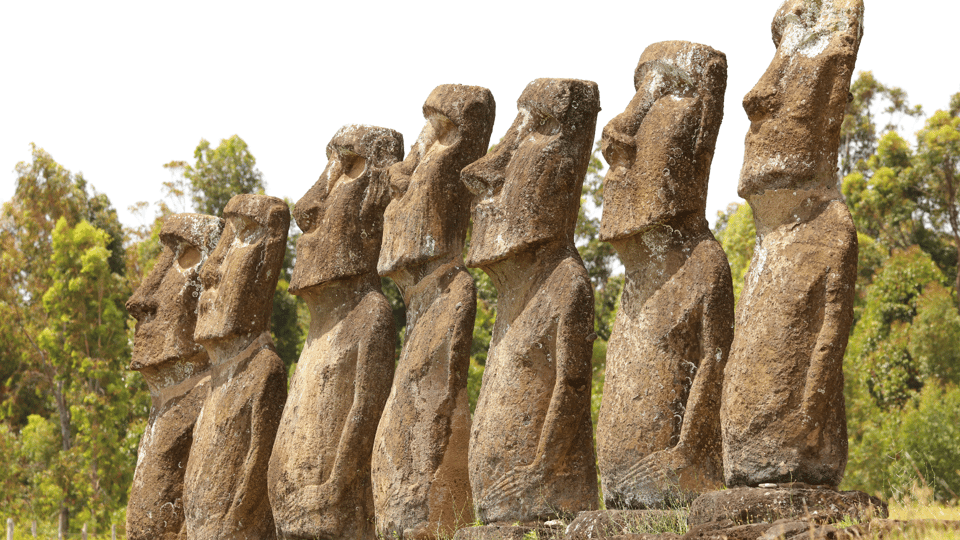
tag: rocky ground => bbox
[451,484,960,540]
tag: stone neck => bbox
[613,214,712,313]
[385,254,460,305]
[481,240,577,325]
[748,184,841,238]
[300,271,382,337]
[390,257,465,330]
[139,349,209,395]
[203,330,273,368]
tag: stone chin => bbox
[465,211,555,269]
[289,231,372,294]
[738,150,831,199]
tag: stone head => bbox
[378,85,496,276]
[195,194,290,345]
[599,41,727,241]
[462,78,600,268]
[126,213,223,385]
[290,125,403,293]
[739,0,864,198]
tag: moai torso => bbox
[267,125,401,540]
[373,86,495,540]
[595,41,733,509]
[183,195,290,540]
[125,214,222,540]
[462,79,600,524]
[721,0,864,487]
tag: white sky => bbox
[2,1,957,233]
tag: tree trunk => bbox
[942,159,960,312]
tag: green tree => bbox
[714,202,756,305]
[839,71,922,178]
[913,103,960,307]
[0,147,142,533]
[164,135,266,217]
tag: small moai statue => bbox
[596,41,733,509]
[373,85,496,539]
[721,0,863,487]
[183,194,290,540]
[267,125,401,540]
[125,213,223,540]
[461,78,600,524]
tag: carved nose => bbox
[742,67,780,122]
[126,294,158,322]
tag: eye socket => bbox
[178,246,202,269]
[429,114,459,146]
[342,154,367,179]
[534,114,560,136]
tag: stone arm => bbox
[427,274,477,466]
[677,259,734,451]
[529,270,595,475]
[314,298,395,502]
[229,349,286,529]
[800,243,856,426]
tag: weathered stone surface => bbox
[373,86,495,539]
[596,41,732,510]
[451,524,557,540]
[565,510,688,539]
[721,0,864,487]
[268,125,401,540]
[687,486,887,528]
[183,194,290,540]
[462,78,600,523]
[125,214,223,540]
[682,520,772,540]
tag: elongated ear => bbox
[695,50,728,164]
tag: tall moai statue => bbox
[721,0,864,487]
[268,125,401,540]
[461,79,600,524]
[373,86,495,539]
[183,195,290,540]
[126,214,223,540]
[596,41,733,509]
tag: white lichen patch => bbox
[776,0,858,59]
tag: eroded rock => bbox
[721,0,864,487]
[183,194,290,540]
[373,86,495,539]
[125,213,223,540]
[267,125,401,540]
[595,41,733,510]
[687,486,887,527]
[462,78,600,524]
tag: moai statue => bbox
[722,0,863,487]
[267,125,401,540]
[373,85,495,539]
[183,194,290,540]
[596,41,733,509]
[126,214,223,540]
[461,79,600,524]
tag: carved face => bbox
[127,214,223,379]
[378,85,495,275]
[195,195,289,345]
[600,41,726,241]
[290,125,401,293]
[739,0,864,198]
[462,78,600,268]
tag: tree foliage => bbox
[0,146,142,533]
[164,135,266,217]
